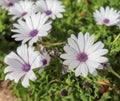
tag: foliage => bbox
[0,0,120,101]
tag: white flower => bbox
[11,12,52,46]
[0,0,18,9]
[39,46,50,73]
[36,0,65,19]
[8,0,38,19]
[60,32,108,77]
[4,44,43,88]
[93,6,120,26]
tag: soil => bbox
[0,80,21,101]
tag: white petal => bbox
[36,0,47,12]
[67,37,79,53]
[87,41,104,55]
[27,70,37,81]
[63,45,78,54]
[22,37,31,44]
[21,75,30,88]
[10,71,25,83]
[5,74,13,81]
[60,53,77,60]
[85,34,95,51]
[86,60,100,68]
[4,66,22,73]
[86,62,96,74]
[91,70,97,76]
[75,64,82,77]
[63,60,73,65]
[71,34,78,42]
[31,55,42,69]
[4,52,24,65]
[88,67,96,74]
[81,63,88,77]
[56,13,63,18]
[84,32,90,42]
[69,60,80,70]
[4,57,23,69]
[92,57,108,63]
[89,49,108,58]
[28,37,38,46]
[17,45,28,63]
[78,32,84,51]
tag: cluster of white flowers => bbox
[0,0,112,88]
[1,0,65,88]
[94,6,120,27]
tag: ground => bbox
[0,80,21,101]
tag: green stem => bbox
[85,76,92,82]
[112,34,120,43]
[111,70,120,79]
[45,42,66,47]
[108,66,120,79]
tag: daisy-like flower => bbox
[60,32,108,77]
[8,0,38,19]
[4,44,43,88]
[0,0,18,9]
[93,6,119,26]
[11,12,52,46]
[39,46,50,73]
[36,0,65,19]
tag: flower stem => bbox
[108,66,120,79]
[111,70,120,79]
[86,77,92,82]
[44,42,66,47]
[112,33,120,43]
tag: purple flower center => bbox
[83,82,90,88]
[103,18,110,24]
[30,29,38,37]
[42,59,47,66]
[78,52,88,62]
[60,89,68,96]
[45,10,52,15]
[21,12,27,17]
[7,2,13,7]
[23,63,31,72]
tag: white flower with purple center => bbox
[39,49,50,73]
[93,6,119,26]
[11,12,52,46]
[4,44,43,88]
[36,0,65,19]
[0,0,18,9]
[8,0,38,19]
[60,32,108,77]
